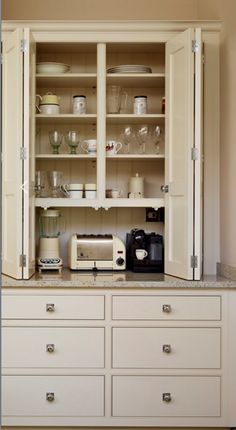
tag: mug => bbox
[135,249,148,260]
[106,140,122,156]
[106,189,122,198]
[61,184,83,198]
[84,183,96,199]
[81,139,97,154]
[36,92,60,114]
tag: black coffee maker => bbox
[126,229,164,272]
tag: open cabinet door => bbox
[22,29,36,279]
[165,28,202,280]
[2,28,24,279]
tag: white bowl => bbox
[36,62,70,74]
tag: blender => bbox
[37,209,65,272]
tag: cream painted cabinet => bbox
[2,288,235,427]
[2,21,220,281]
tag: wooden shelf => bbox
[36,114,97,124]
[35,197,164,209]
[106,114,165,124]
[106,73,165,88]
[36,73,97,88]
[106,154,165,160]
[36,154,96,159]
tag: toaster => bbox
[69,234,126,270]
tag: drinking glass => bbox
[49,130,63,154]
[48,171,63,198]
[107,85,128,114]
[65,131,80,154]
[35,171,46,197]
[136,125,150,154]
[152,125,161,154]
[120,125,134,153]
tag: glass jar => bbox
[133,95,148,115]
[73,95,86,114]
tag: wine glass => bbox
[49,130,63,154]
[120,125,134,153]
[65,130,80,154]
[152,125,161,154]
[136,125,149,154]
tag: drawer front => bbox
[2,327,104,368]
[112,327,220,369]
[2,295,104,320]
[112,376,220,417]
[2,375,104,417]
[112,295,221,320]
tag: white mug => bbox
[81,139,97,154]
[39,104,60,115]
[106,189,122,198]
[61,184,83,198]
[84,183,96,199]
[106,140,122,156]
[135,249,148,260]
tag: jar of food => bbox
[73,95,86,114]
[133,95,148,115]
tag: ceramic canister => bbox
[128,173,144,198]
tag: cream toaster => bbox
[69,234,126,270]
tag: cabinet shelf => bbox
[36,114,97,124]
[36,154,96,159]
[106,73,165,88]
[106,154,165,160]
[36,73,97,88]
[106,114,165,124]
[35,197,164,209]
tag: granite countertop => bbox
[1,269,236,289]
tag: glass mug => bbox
[106,85,128,114]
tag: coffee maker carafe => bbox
[37,209,65,272]
[126,229,164,272]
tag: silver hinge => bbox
[20,254,27,267]
[192,40,199,53]
[191,147,198,161]
[20,147,27,160]
[20,39,28,53]
[191,255,198,269]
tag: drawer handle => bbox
[46,304,55,313]
[162,304,171,313]
[46,392,55,402]
[162,393,172,403]
[46,344,55,353]
[163,344,172,353]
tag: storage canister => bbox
[128,173,144,198]
[133,95,148,115]
[73,95,86,114]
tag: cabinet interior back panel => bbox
[35,207,164,266]
[37,48,97,73]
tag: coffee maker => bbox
[126,229,164,272]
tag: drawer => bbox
[112,295,221,320]
[2,294,104,320]
[112,376,220,417]
[2,327,104,368]
[112,327,220,369]
[2,375,104,417]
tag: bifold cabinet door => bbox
[2,28,36,280]
[165,28,202,280]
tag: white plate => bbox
[107,64,152,73]
[36,62,71,74]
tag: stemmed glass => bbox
[136,125,149,154]
[152,125,161,154]
[49,130,63,154]
[65,131,80,154]
[120,125,134,153]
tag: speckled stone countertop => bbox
[1,269,236,289]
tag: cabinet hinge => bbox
[20,254,27,267]
[20,147,27,160]
[191,147,198,161]
[191,255,198,269]
[192,40,199,53]
[202,53,205,64]
[20,39,28,53]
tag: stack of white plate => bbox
[36,62,71,74]
[107,64,152,74]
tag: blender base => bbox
[37,257,63,272]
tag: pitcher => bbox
[106,85,128,114]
